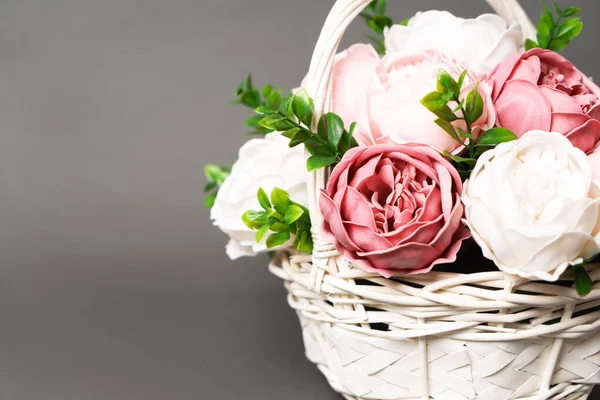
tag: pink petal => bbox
[487,52,522,100]
[495,79,552,136]
[349,153,382,188]
[340,186,376,229]
[539,86,582,113]
[550,112,590,134]
[429,195,465,252]
[319,191,360,251]
[566,118,600,154]
[356,242,440,274]
[344,222,393,252]
[588,102,600,121]
[509,57,541,84]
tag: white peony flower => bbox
[211,132,309,260]
[384,10,523,78]
[463,131,600,281]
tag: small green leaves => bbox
[421,69,518,181]
[204,164,231,209]
[291,89,312,123]
[464,85,484,124]
[527,4,583,52]
[476,128,517,148]
[242,187,313,254]
[254,89,358,172]
[257,188,271,210]
[360,0,394,55]
[574,264,593,296]
[232,74,284,135]
[307,155,339,172]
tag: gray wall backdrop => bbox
[0,0,599,399]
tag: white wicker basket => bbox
[267,1,600,399]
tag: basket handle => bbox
[304,0,535,241]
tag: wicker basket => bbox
[267,1,600,399]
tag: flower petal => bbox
[495,79,552,136]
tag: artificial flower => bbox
[320,143,469,277]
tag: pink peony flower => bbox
[299,44,379,129]
[319,143,469,278]
[486,48,600,154]
[331,44,380,130]
[355,50,495,153]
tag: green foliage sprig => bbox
[204,164,231,209]
[573,255,598,296]
[242,187,313,254]
[231,74,283,135]
[360,0,394,55]
[255,90,358,171]
[421,69,516,180]
[525,4,583,52]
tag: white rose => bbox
[463,131,600,281]
[211,132,309,260]
[384,10,523,78]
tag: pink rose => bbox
[355,50,495,153]
[331,44,380,129]
[486,48,600,154]
[319,143,469,278]
[300,44,379,129]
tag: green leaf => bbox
[266,231,291,249]
[525,38,539,50]
[301,98,314,127]
[448,154,477,168]
[574,264,593,296]
[464,87,484,124]
[398,17,409,26]
[255,224,270,242]
[436,69,453,93]
[434,118,461,143]
[421,91,449,111]
[269,222,290,233]
[266,90,282,110]
[259,114,294,131]
[257,188,271,210]
[307,155,338,171]
[553,3,562,14]
[241,89,261,108]
[271,187,292,214]
[254,106,275,115]
[556,18,583,41]
[242,210,268,230]
[281,127,300,139]
[375,0,387,16]
[284,204,305,225]
[292,90,311,122]
[245,115,263,128]
[295,230,313,254]
[322,113,345,148]
[289,129,310,147]
[204,192,217,209]
[548,39,570,52]
[431,105,458,122]
[563,7,580,17]
[204,182,217,192]
[285,128,306,147]
[456,70,468,92]
[476,127,517,147]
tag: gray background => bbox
[0,0,599,399]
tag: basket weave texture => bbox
[268,0,600,399]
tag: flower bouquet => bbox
[205,0,600,398]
